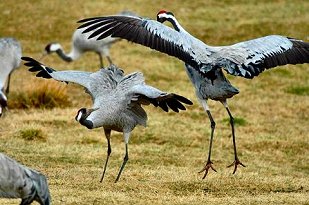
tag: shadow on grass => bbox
[164,179,308,197]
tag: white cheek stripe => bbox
[50,43,62,51]
[76,111,83,121]
[0,92,7,101]
[158,13,169,19]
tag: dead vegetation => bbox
[8,80,71,109]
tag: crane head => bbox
[75,107,98,129]
[39,43,62,60]
[0,91,7,117]
[44,43,62,54]
[157,10,175,23]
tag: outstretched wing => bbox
[22,57,128,99]
[213,35,309,78]
[129,84,193,112]
[22,56,95,93]
[77,15,199,69]
[22,57,92,86]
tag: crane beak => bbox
[88,107,99,114]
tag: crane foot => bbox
[198,160,217,179]
[227,159,246,174]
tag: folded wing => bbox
[129,84,193,112]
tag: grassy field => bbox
[1,0,309,204]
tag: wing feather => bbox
[214,35,309,78]
[22,57,92,85]
[77,16,199,69]
[128,84,192,113]
[21,57,119,98]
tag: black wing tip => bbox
[22,56,42,64]
[21,56,35,61]
[22,56,55,78]
[22,56,42,68]
[158,101,169,112]
[158,94,193,113]
[172,94,193,105]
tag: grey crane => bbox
[22,57,193,182]
[0,153,51,205]
[77,10,309,178]
[43,11,137,68]
[0,37,22,117]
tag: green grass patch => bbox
[222,117,247,126]
[16,127,46,141]
[286,86,309,96]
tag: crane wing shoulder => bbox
[88,65,124,97]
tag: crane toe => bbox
[198,160,217,179]
[227,159,246,174]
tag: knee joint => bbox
[210,121,216,129]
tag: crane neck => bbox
[166,16,188,34]
[55,48,73,62]
[53,44,82,62]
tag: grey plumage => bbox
[77,11,309,78]
[22,57,192,182]
[0,153,51,205]
[0,37,22,117]
[43,11,137,68]
[77,10,309,178]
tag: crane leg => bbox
[6,73,11,94]
[199,100,217,179]
[115,132,130,183]
[115,143,129,183]
[98,53,104,68]
[223,101,246,174]
[106,56,113,65]
[100,129,112,182]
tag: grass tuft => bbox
[222,117,247,126]
[16,127,46,141]
[9,80,71,109]
[286,86,309,96]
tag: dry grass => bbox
[9,80,71,109]
[15,126,46,141]
[0,0,309,205]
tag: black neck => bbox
[56,49,73,62]
[167,18,180,32]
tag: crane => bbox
[43,11,136,68]
[0,37,22,117]
[22,57,193,182]
[77,10,309,178]
[0,153,51,205]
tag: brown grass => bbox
[0,0,309,204]
[9,80,71,109]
